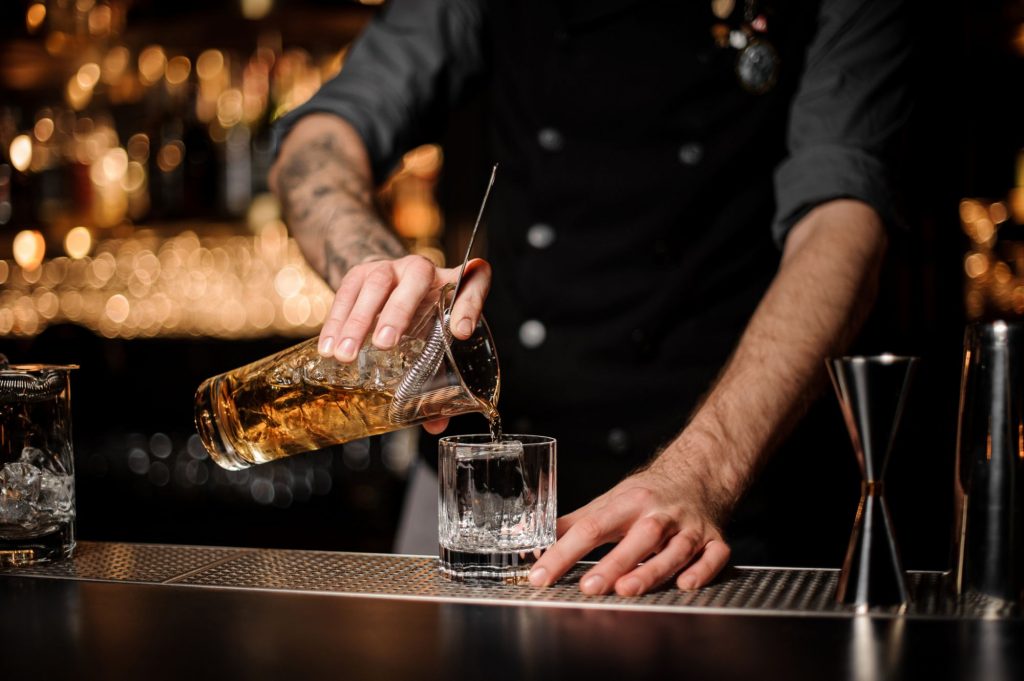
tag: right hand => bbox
[317,254,492,365]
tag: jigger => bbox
[828,355,917,609]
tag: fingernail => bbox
[456,318,473,337]
[338,338,357,361]
[580,574,606,595]
[318,336,336,356]
[617,577,642,596]
[375,325,396,348]
[528,567,548,587]
[678,576,697,591]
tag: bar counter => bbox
[1,542,1021,680]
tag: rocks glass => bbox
[438,435,556,584]
[0,362,77,566]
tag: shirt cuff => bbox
[771,144,900,248]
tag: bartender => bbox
[270,0,908,596]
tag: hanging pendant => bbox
[735,39,779,94]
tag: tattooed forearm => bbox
[275,131,404,289]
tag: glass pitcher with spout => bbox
[195,285,500,470]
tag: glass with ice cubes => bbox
[438,435,556,584]
[195,285,499,469]
[0,361,78,566]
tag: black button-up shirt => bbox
[274,0,909,514]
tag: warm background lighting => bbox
[65,227,94,259]
[25,3,46,33]
[10,135,33,172]
[13,230,46,271]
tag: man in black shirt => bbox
[271,0,908,596]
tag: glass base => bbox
[438,544,548,585]
[0,522,75,566]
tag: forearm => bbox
[654,199,888,521]
[270,113,404,289]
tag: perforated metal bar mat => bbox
[0,542,1015,619]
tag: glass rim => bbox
[0,364,79,372]
[829,354,917,365]
[439,434,556,446]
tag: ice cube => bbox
[35,471,74,518]
[19,446,46,467]
[21,446,67,475]
[397,337,425,367]
[362,348,405,389]
[0,461,42,523]
[457,440,529,534]
[269,366,301,387]
[302,356,362,388]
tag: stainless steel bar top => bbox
[3,542,1023,681]
[0,541,1014,619]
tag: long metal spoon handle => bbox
[448,163,498,316]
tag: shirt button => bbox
[607,428,630,455]
[519,319,546,349]
[526,223,556,249]
[538,128,564,152]
[678,142,704,166]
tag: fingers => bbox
[333,264,396,361]
[319,256,494,362]
[528,505,632,588]
[373,256,436,349]
[579,514,676,596]
[613,530,701,596]
[319,269,365,357]
[422,418,449,435]
[676,538,731,591]
[449,259,491,340]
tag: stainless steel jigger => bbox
[828,354,918,610]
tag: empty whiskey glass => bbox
[438,434,556,584]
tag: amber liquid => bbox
[486,408,503,443]
[199,365,497,468]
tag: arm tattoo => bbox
[277,133,405,289]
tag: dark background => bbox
[1,0,1022,569]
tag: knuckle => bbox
[405,255,436,279]
[320,319,343,335]
[624,486,655,507]
[574,517,604,543]
[337,274,362,297]
[344,311,374,330]
[381,298,416,324]
[606,553,636,575]
[679,527,702,546]
[636,515,670,543]
[364,267,394,290]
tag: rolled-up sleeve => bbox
[772,0,910,246]
[272,0,486,183]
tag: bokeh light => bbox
[25,3,46,33]
[138,46,168,85]
[65,227,93,260]
[166,56,192,86]
[10,135,32,173]
[13,230,46,270]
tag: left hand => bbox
[527,465,731,596]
